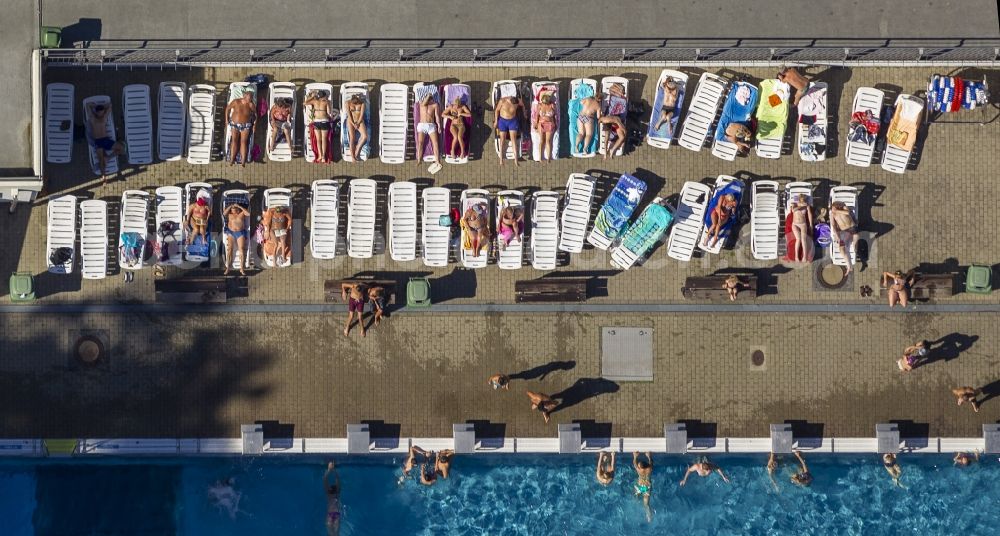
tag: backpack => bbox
[49,247,73,266]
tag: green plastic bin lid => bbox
[408,279,430,301]
[967,265,991,288]
[9,273,33,295]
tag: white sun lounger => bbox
[754,79,791,159]
[157,82,187,161]
[496,190,525,270]
[750,180,780,260]
[379,83,408,164]
[646,69,688,150]
[154,186,183,266]
[530,81,559,161]
[45,83,74,164]
[262,188,293,267]
[46,195,77,274]
[530,191,560,270]
[881,94,925,174]
[183,183,213,263]
[569,78,599,158]
[845,87,884,168]
[82,95,119,176]
[267,82,296,162]
[699,175,744,254]
[122,84,153,165]
[558,173,596,253]
[461,189,491,268]
[221,189,251,271]
[829,186,859,267]
[309,179,339,260]
[79,200,108,279]
[666,181,712,261]
[347,178,377,259]
[413,82,440,163]
[341,82,371,162]
[388,182,418,262]
[421,187,451,267]
[599,76,629,157]
[492,80,529,160]
[303,82,334,163]
[784,181,813,261]
[678,73,727,152]
[185,84,216,165]
[118,190,149,271]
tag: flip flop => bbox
[428,162,443,175]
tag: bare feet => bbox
[343,327,349,337]
[224,267,230,276]
[240,269,246,277]
[361,328,367,338]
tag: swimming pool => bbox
[1,453,996,535]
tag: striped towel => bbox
[415,84,437,103]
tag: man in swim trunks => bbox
[367,285,387,328]
[882,453,903,487]
[525,390,559,423]
[225,91,256,167]
[323,462,341,535]
[652,78,680,135]
[575,93,601,155]
[402,445,430,481]
[304,89,334,162]
[263,204,292,264]
[632,451,653,522]
[534,92,557,162]
[435,449,455,479]
[341,283,368,338]
[829,201,858,274]
[596,452,616,486]
[953,451,980,467]
[86,101,125,185]
[679,457,730,486]
[223,203,250,276]
[442,96,471,160]
[185,196,211,245]
[494,93,526,166]
[599,115,627,160]
[777,66,810,106]
[417,93,441,168]
[268,97,294,154]
[346,94,368,162]
[703,193,737,249]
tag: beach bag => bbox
[815,223,832,247]
[438,215,452,227]
[49,247,73,266]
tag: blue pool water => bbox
[1,453,998,535]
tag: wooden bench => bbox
[515,279,587,303]
[325,279,397,304]
[154,277,228,304]
[879,273,955,300]
[682,274,759,301]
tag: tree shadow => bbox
[922,333,979,366]
[549,378,620,413]
[509,360,576,381]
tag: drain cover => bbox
[751,350,765,367]
[74,336,105,365]
[817,262,848,289]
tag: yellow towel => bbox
[887,129,908,147]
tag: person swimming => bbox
[324,462,341,535]
[207,477,242,520]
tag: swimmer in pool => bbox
[207,477,242,520]
[324,461,341,535]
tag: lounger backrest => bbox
[379,83,408,163]
[666,182,711,261]
[45,83,74,164]
[123,84,153,165]
[531,192,559,270]
[47,195,77,273]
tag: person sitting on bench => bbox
[723,275,743,301]
[368,285,387,328]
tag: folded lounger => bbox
[266,82,296,162]
[460,189,491,268]
[421,187,451,267]
[183,182,213,263]
[45,83,74,164]
[599,76,630,157]
[413,83,440,163]
[122,84,153,165]
[610,199,673,270]
[492,80,530,160]
[754,79,790,159]
[530,191,560,270]
[185,84,216,165]
[82,95,119,176]
[220,189,252,271]
[341,82,371,162]
[881,94,924,174]
[844,87,884,168]
[530,81,560,161]
[118,190,150,271]
[587,173,648,251]
[388,181,418,262]
[782,181,815,263]
[698,175,745,254]
[262,187,293,267]
[666,181,712,261]
[154,186,184,266]
[796,82,828,162]
[303,82,335,163]
[224,82,257,165]
[568,78,599,157]
[828,186,859,267]
[347,178,377,259]
[157,82,187,161]
[749,180,780,260]
[79,200,108,279]
[558,173,596,253]
[678,73,727,152]
[379,83,409,164]
[442,83,472,164]
[47,195,77,274]
[309,179,339,260]
[712,80,759,161]
[496,190,525,270]
[646,69,688,149]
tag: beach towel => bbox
[755,80,789,140]
[594,174,647,240]
[415,84,437,104]
[648,78,685,141]
[605,95,627,116]
[714,82,759,142]
[781,210,815,263]
[619,204,672,255]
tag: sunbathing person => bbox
[495,93,526,166]
[777,67,810,105]
[488,373,510,390]
[86,102,125,184]
[596,452,616,486]
[223,203,250,276]
[897,341,928,372]
[462,204,491,257]
[304,89,334,162]
[442,97,471,159]
[225,90,256,167]
[702,194,738,249]
[185,196,211,245]
[417,93,441,168]
[367,285,387,327]
[724,122,753,153]
[633,451,653,522]
[525,390,559,423]
[341,283,368,338]
[575,93,601,154]
[679,457,730,486]
[652,78,680,135]
[790,194,813,262]
[263,204,292,263]
[829,201,858,274]
[954,451,980,467]
[268,97,294,153]
[534,92,557,162]
[599,115,627,160]
[346,94,368,162]
[497,206,524,251]
[882,270,913,308]
[723,275,742,302]
[435,449,455,479]
[882,453,903,487]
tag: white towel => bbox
[499,84,517,98]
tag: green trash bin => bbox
[406,277,431,308]
[965,264,992,294]
[9,272,36,303]
[40,26,62,49]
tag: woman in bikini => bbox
[346,94,368,162]
[883,270,913,308]
[790,194,813,262]
[882,453,904,487]
[599,115,627,160]
[442,97,471,159]
[462,205,491,257]
[575,94,601,154]
[897,340,928,372]
[497,206,523,251]
[268,97,294,153]
[703,194,737,249]
[304,89,333,162]
[723,275,742,301]
[264,205,291,263]
[535,92,557,162]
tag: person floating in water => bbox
[882,453,904,487]
[632,451,653,522]
[679,456,730,487]
[207,477,242,520]
[954,450,980,467]
[324,461,341,535]
[596,451,616,486]
[767,450,813,491]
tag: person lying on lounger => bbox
[495,94,526,166]
[462,204,491,257]
[724,122,753,154]
[882,270,914,308]
[702,194,738,249]
[263,205,292,263]
[86,102,125,185]
[790,195,813,263]
[268,97,294,153]
[341,283,368,338]
[225,91,256,167]
[600,116,627,160]
[596,452,616,486]
[304,90,334,162]
[652,78,681,135]
[346,95,369,162]
[417,93,441,168]
[442,97,471,159]
[633,451,653,522]
[497,206,524,251]
[185,196,211,245]
[829,201,858,274]
[223,204,250,276]
[534,93,557,162]
[777,66,810,105]
[575,93,601,154]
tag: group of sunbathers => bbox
[341,282,388,338]
[401,446,454,486]
[573,85,628,159]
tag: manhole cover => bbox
[817,263,847,289]
[74,336,105,366]
[751,350,765,367]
